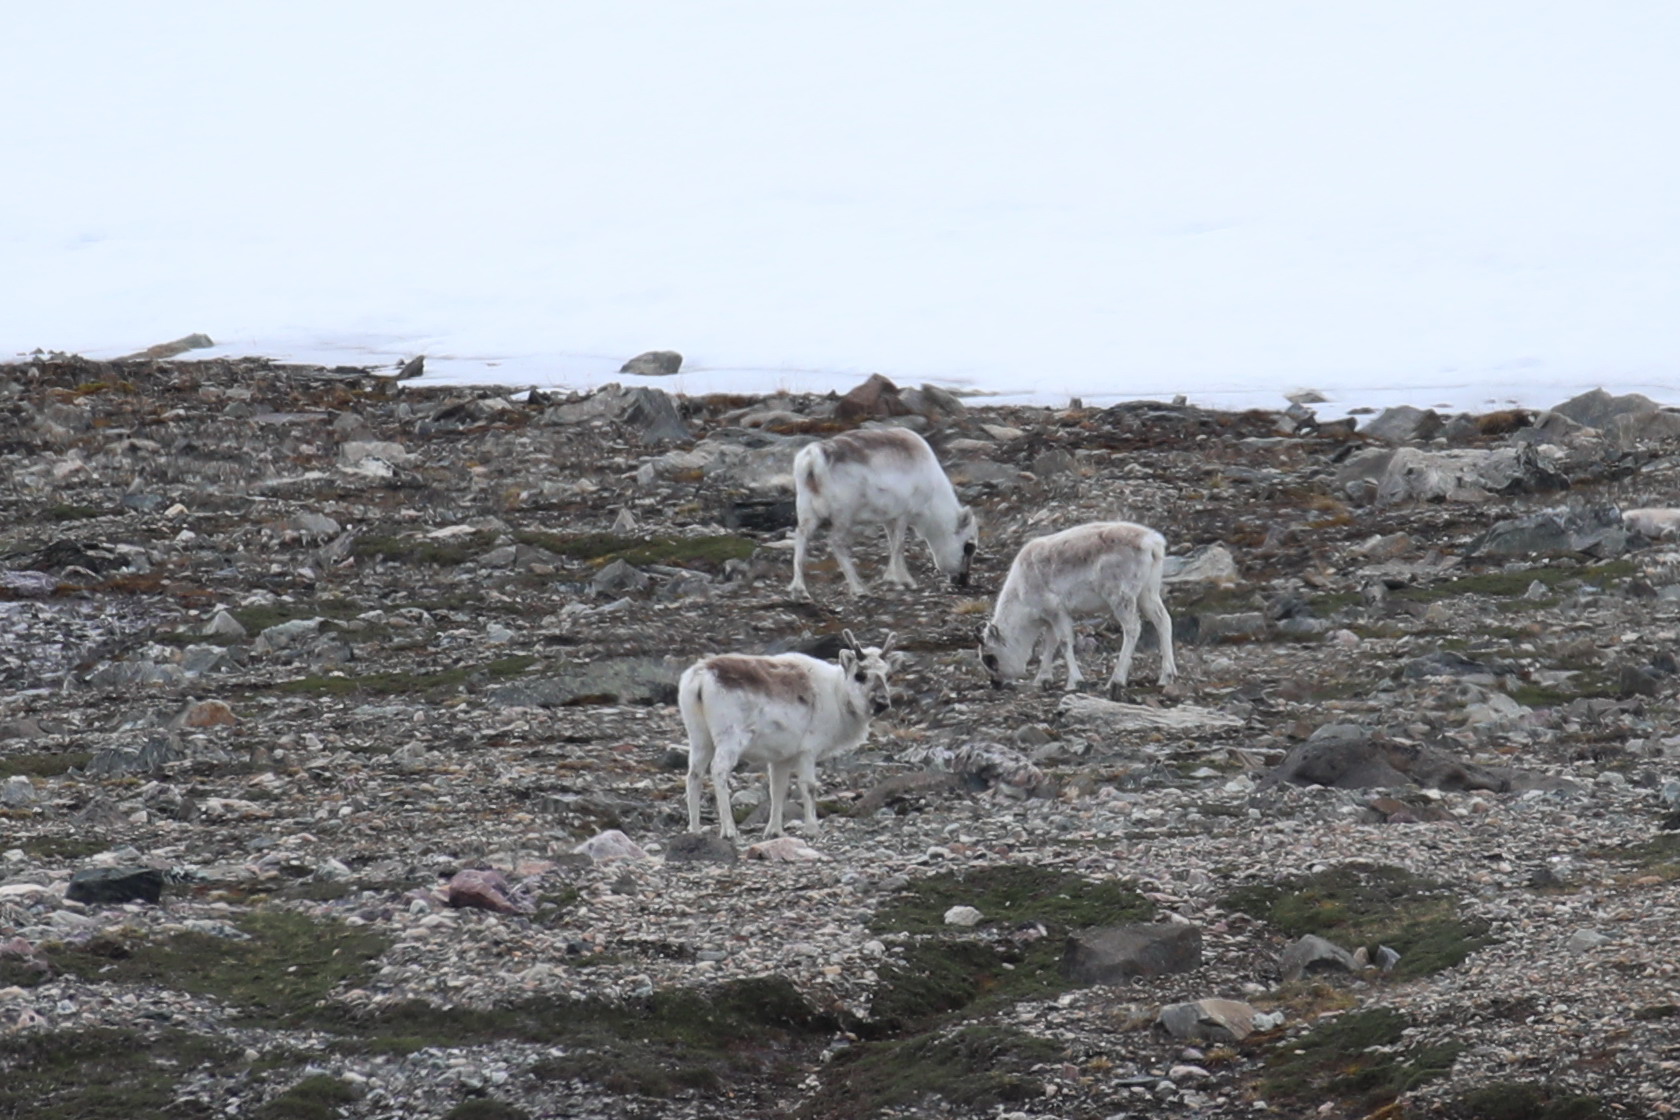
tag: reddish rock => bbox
[835,374,910,423]
[181,700,236,728]
[445,868,528,914]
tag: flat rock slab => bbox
[66,866,165,905]
[1278,933,1359,981]
[1058,695,1245,732]
[1263,726,1573,793]
[1157,998,1261,1042]
[1062,922,1203,983]
[490,656,682,708]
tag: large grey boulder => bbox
[1550,388,1659,430]
[619,350,683,376]
[1261,724,1567,793]
[1162,543,1239,588]
[66,866,166,905]
[1336,445,1568,506]
[1278,934,1359,981]
[1157,998,1262,1042]
[1362,406,1444,444]
[541,384,690,443]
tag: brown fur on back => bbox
[704,656,816,706]
[1029,522,1159,574]
[820,428,929,468]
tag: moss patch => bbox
[49,911,391,1026]
[1393,560,1635,604]
[0,750,91,779]
[354,532,499,566]
[1222,863,1494,979]
[1590,831,1680,880]
[270,654,537,697]
[253,1074,361,1120]
[514,530,755,569]
[232,598,364,635]
[1261,1007,1463,1115]
[800,1025,1063,1119]
[442,1102,532,1120]
[0,1028,238,1120]
[870,864,1153,936]
[1450,1080,1609,1120]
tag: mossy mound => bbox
[870,864,1153,936]
[0,1028,237,1120]
[253,1074,361,1120]
[1261,1007,1463,1115]
[1222,862,1494,979]
[1449,1080,1609,1120]
[49,911,391,1026]
[800,1025,1063,1119]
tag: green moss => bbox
[17,832,107,860]
[232,598,363,635]
[1394,560,1635,603]
[1262,1007,1462,1114]
[49,911,391,1026]
[1451,1081,1609,1120]
[270,654,538,697]
[801,1025,1061,1118]
[1222,863,1494,979]
[0,1028,238,1120]
[442,1102,532,1120]
[0,751,91,779]
[354,532,499,566]
[1591,831,1680,872]
[513,530,754,569]
[43,503,106,521]
[870,865,1153,936]
[253,1074,361,1120]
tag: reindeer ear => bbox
[879,631,897,656]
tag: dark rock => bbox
[720,497,797,533]
[663,833,739,863]
[396,355,425,380]
[1062,922,1203,983]
[541,384,690,443]
[1157,998,1260,1042]
[446,868,529,914]
[619,350,684,376]
[1363,406,1444,444]
[66,866,165,905]
[1402,650,1500,681]
[1619,663,1662,697]
[121,333,215,361]
[1470,505,1628,558]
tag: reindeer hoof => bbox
[1106,682,1126,702]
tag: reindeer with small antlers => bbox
[679,631,897,839]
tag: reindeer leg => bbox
[789,520,812,598]
[796,755,820,833]
[1107,594,1142,699]
[710,742,744,840]
[1052,610,1085,690]
[829,520,869,596]
[884,518,916,587]
[765,758,793,837]
[1142,586,1177,685]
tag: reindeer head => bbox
[841,629,896,715]
[949,506,978,587]
[977,620,1024,689]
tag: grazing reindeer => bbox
[680,631,896,839]
[789,429,977,598]
[979,522,1177,697]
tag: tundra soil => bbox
[2,357,1678,1119]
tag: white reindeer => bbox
[1623,507,1680,540]
[979,521,1177,697]
[789,428,977,598]
[680,632,896,839]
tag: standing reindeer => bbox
[979,521,1177,697]
[788,429,977,598]
[679,631,896,839]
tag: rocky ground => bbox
[2,354,1678,1120]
